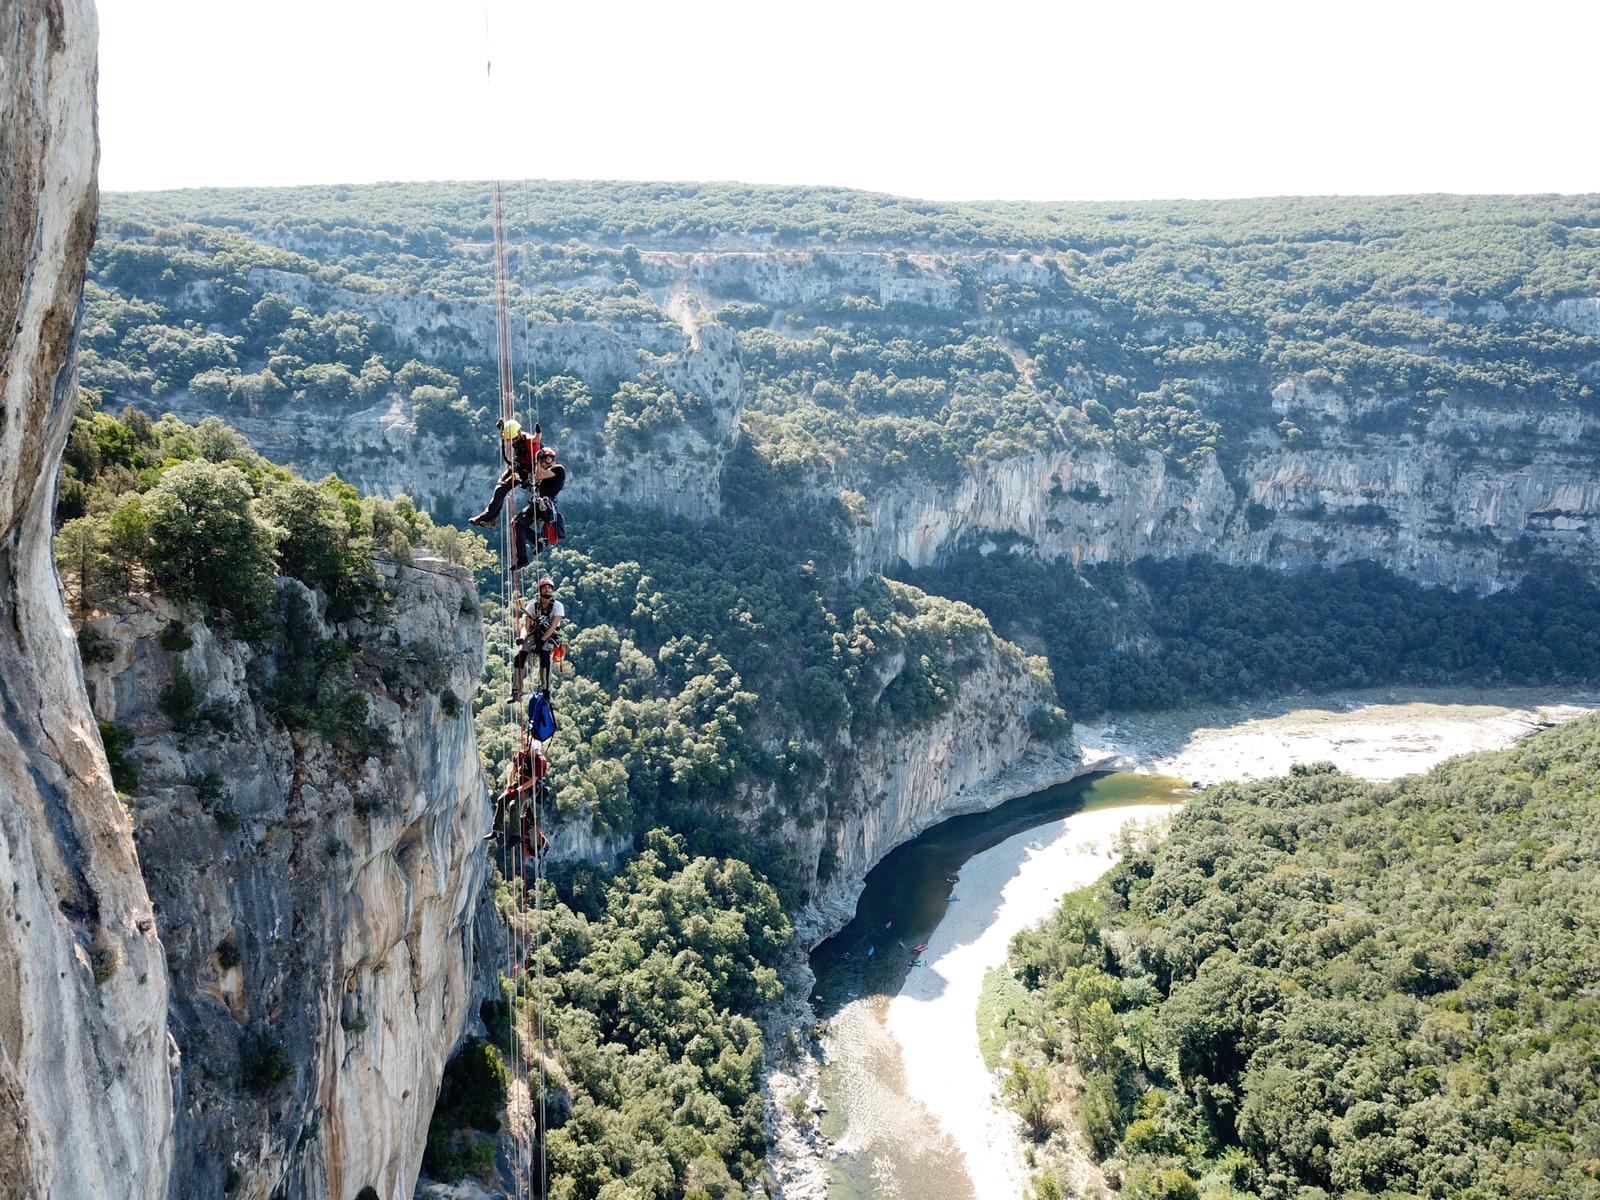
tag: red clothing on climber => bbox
[469,419,542,528]
[487,745,549,843]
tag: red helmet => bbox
[536,576,555,591]
[537,446,557,461]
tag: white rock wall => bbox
[81,562,487,1200]
[0,4,176,1197]
[794,634,1078,945]
[845,402,1600,592]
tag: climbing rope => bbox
[483,9,556,1193]
[493,179,536,1200]
[493,174,561,1200]
[517,175,553,1200]
[481,12,527,1197]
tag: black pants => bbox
[483,468,530,522]
[511,497,552,570]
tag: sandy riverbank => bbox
[1076,685,1597,785]
[883,802,1178,1200]
[878,688,1597,1199]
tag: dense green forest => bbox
[88,183,1600,492]
[905,548,1600,718]
[427,832,790,1198]
[1006,717,1600,1199]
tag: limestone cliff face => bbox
[151,245,1600,593]
[597,321,745,519]
[144,281,742,521]
[845,379,1600,591]
[0,4,176,1198]
[80,562,487,1200]
[787,635,1076,944]
[625,251,1600,592]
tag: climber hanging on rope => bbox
[512,442,566,569]
[468,417,541,530]
[513,576,564,695]
[487,742,550,857]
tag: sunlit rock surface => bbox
[81,562,487,1199]
[0,3,176,1196]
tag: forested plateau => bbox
[1005,715,1600,1200]
[86,182,1600,730]
[39,176,1600,1200]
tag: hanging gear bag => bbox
[526,691,557,742]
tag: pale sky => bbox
[98,0,1599,202]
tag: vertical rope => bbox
[485,12,549,1196]
[493,176,532,1200]
[482,6,534,1196]
[518,176,551,1200]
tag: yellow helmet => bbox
[501,419,521,440]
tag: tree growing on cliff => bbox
[140,459,275,624]
[256,476,377,618]
[55,516,116,615]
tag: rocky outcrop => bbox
[642,250,966,312]
[142,293,744,521]
[844,384,1600,592]
[81,562,488,1200]
[597,322,746,518]
[794,627,1076,944]
[0,4,177,1198]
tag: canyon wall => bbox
[0,4,176,1197]
[846,390,1600,592]
[82,563,487,1200]
[138,249,1600,595]
[781,621,1076,944]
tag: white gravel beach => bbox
[883,802,1178,1200]
[1076,686,1597,786]
[876,688,1597,1199]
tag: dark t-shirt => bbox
[537,463,566,501]
[504,433,537,476]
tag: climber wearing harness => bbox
[487,743,550,856]
[512,576,564,694]
[468,418,541,528]
[509,443,567,569]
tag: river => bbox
[803,688,1597,1200]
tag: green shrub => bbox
[194,771,228,812]
[158,621,194,651]
[98,720,139,792]
[431,1037,508,1135]
[77,625,114,665]
[162,666,203,732]
[239,1030,293,1092]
